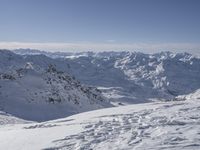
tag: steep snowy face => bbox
[0,50,110,121]
[115,52,200,95]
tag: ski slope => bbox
[0,90,200,150]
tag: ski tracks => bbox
[45,102,200,150]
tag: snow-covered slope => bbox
[0,50,111,121]
[14,49,200,105]
[0,111,31,125]
[0,90,200,150]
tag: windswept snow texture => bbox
[14,49,200,105]
[0,50,111,121]
[0,90,200,150]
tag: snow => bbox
[0,50,111,121]
[13,49,200,104]
[0,90,200,150]
[0,111,31,125]
[0,49,200,149]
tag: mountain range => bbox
[1,49,200,149]
[14,49,200,105]
[0,50,110,121]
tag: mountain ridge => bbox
[12,49,200,105]
[0,50,111,121]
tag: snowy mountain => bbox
[14,49,200,105]
[0,89,200,150]
[0,50,111,121]
[1,49,200,149]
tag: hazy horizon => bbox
[0,42,200,56]
[0,0,200,54]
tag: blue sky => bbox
[0,0,200,53]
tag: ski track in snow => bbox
[43,100,200,150]
[0,92,200,150]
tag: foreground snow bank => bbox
[0,91,200,150]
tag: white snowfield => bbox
[0,90,200,150]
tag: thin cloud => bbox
[0,42,199,55]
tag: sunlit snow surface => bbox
[0,90,200,150]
